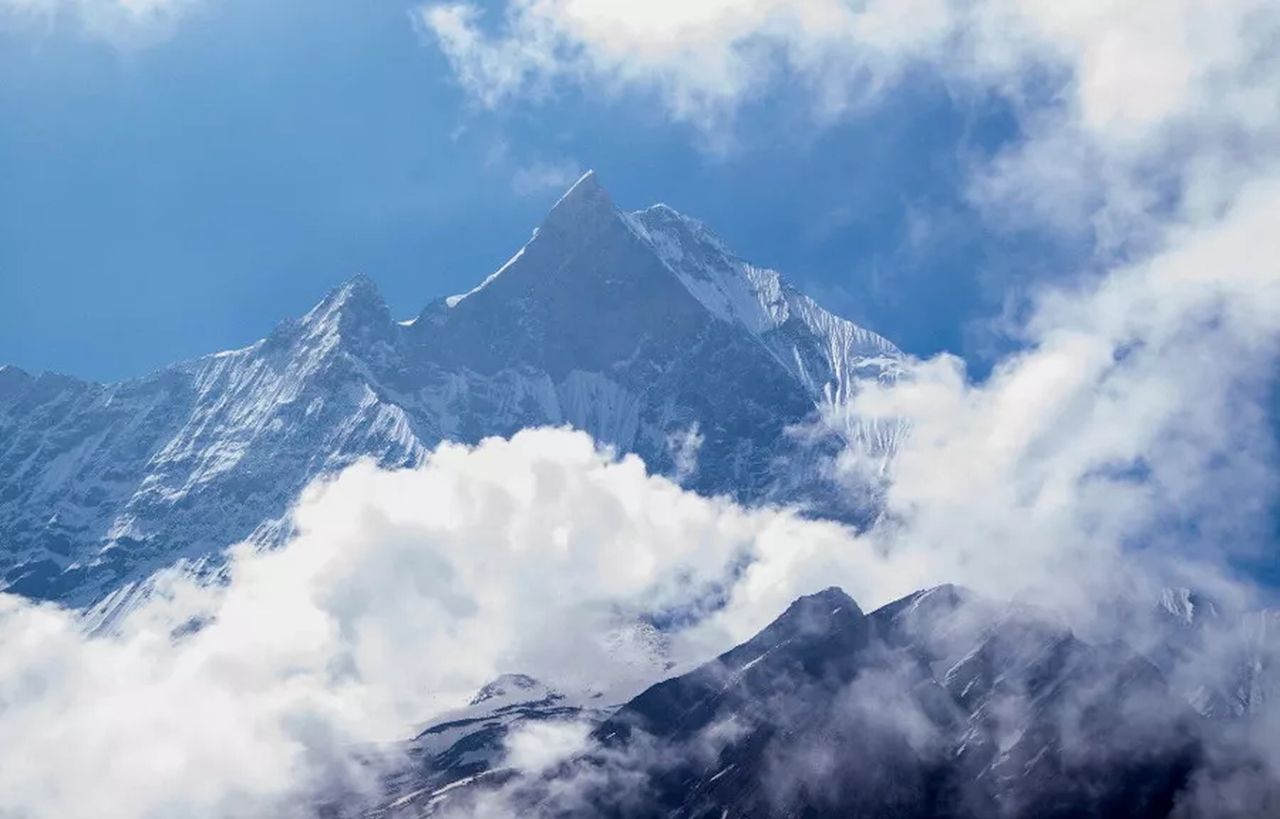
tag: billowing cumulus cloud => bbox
[831,174,1280,621]
[0,429,887,819]
[411,2,1280,630]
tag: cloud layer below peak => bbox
[0,429,884,819]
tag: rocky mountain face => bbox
[367,674,597,815]
[372,586,1278,819]
[1145,587,1280,720]
[0,172,904,612]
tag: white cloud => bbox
[3,163,1277,819]
[14,415,1254,817]
[417,1,1280,236]
[2,312,1277,816]
[511,159,583,196]
[413,2,1280,631]
[0,429,888,819]
[796,171,1280,628]
[0,0,196,46]
[502,719,593,774]
[666,422,703,483]
[416,0,1278,140]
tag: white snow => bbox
[552,168,598,208]
[708,764,735,783]
[446,245,528,307]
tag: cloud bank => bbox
[835,174,1280,621]
[3,148,1278,817]
[407,7,1280,808]
[0,430,876,819]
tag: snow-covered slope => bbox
[626,203,900,404]
[0,171,904,609]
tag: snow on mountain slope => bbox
[0,278,427,614]
[0,171,904,610]
[626,199,909,478]
[626,202,901,402]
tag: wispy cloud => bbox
[417,1,1280,236]
[0,0,197,46]
[511,159,583,196]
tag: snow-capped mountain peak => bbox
[312,273,387,315]
[0,364,34,400]
[0,173,904,610]
[441,170,614,311]
[293,274,392,340]
[542,169,612,228]
[467,673,561,709]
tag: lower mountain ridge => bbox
[359,586,1279,819]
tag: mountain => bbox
[374,586,1280,819]
[0,171,905,612]
[369,674,595,813]
[1146,587,1280,720]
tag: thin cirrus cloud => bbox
[0,0,195,45]
[511,159,584,196]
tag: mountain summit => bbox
[0,174,904,612]
[540,169,614,233]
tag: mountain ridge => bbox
[366,583,1280,819]
[0,173,906,612]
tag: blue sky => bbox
[0,0,1067,382]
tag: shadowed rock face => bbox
[372,586,1257,819]
[0,172,903,611]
